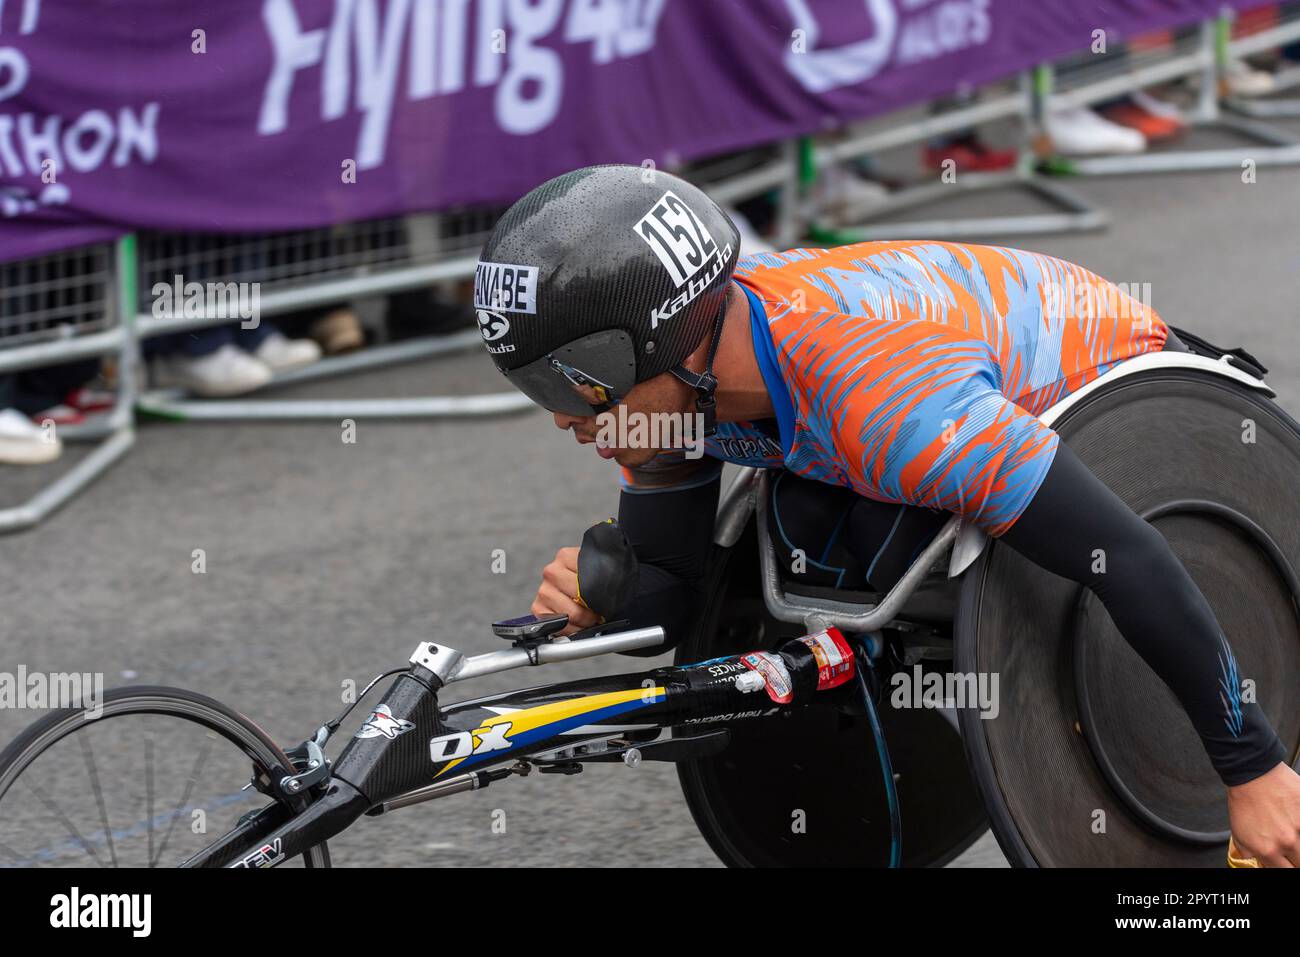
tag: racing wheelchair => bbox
[0,329,1296,867]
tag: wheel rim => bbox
[0,689,327,868]
[958,371,1300,867]
[1074,501,1300,846]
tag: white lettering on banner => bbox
[782,0,992,93]
[258,0,667,169]
[895,0,991,65]
[0,0,159,218]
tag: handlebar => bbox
[408,625,667,685]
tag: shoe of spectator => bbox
[1100,98,1185,142]
[31,404,85,427]
[1045,107,1147,156]
[65,386,116,413]
[252,331,322,372]
[814,163,890,224]
[923,137,1018,173]
[157,344,273,397]
[1223,59,1276,97]
[0,408,62,465]
[308,307,365,355]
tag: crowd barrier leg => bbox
[0,235,138,535]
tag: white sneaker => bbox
[1045,106,1147,156]
[252,331,322,372]
[814,164,890,223]
[0,408,62,465]
[1224,60,1276,98]
[158,343,273,397]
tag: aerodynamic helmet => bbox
[474,164,741,427]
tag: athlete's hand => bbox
[531,546,600,636]
[1227,762,1300,867]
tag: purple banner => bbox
[0,0,1278,262]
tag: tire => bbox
[0,686,331,868]
[957,370,1300,867]
[675,521,988,867]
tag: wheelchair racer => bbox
[475,165,1300,867]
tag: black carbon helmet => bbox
[474,165,741,421]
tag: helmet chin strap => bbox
[668,293,730,438]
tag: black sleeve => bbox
[1000,441,1288,786]
[614,473,722,656]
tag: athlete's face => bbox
[552,370,695,468]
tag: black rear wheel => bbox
[675,522,988,867]
[957,370,1300,867]
[0,686,330,868]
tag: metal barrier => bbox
[1042,14,1300,176]
[0,236,137,534]
[802,71,1107,242]
[133,211,533,421]
[1224,5,1300,118]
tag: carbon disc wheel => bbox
[676,521,988,867]
[957,369,1300,866]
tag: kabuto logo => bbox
[474,261,538,314]
[647,242,732,330]
[476,308,510,341]
[355,703,415,739]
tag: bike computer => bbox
[491,614,569,641]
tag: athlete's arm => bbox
[531,453,721,648]
[823,323,1287,788]
[614,458,721,656]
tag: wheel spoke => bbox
[23,777,104,868]
[78,732,118,868]
[150,731,216,868]
[146,737,155,868]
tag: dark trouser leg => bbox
[999,441,1287,786]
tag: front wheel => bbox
[0,686,330,868]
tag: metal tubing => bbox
[753,470,959,632]
[446,627,667,683]
[134,393,537,421]
[0,327,125,375]
[135,254,481,338]
[0,428,134,534]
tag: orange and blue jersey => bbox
[623,241,1167,537]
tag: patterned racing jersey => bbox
[623,241,1167,537]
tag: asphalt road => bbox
[3,128,1298,867]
